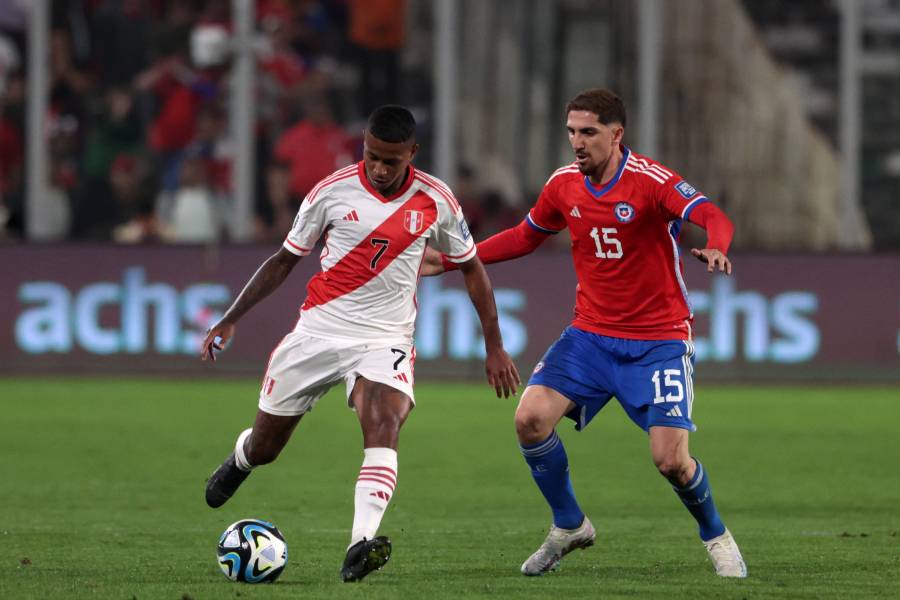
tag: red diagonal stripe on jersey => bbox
[302,192,438,310]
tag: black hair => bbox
[367,105,416,143]
[567,88,627,128]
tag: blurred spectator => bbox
[256,0,337,133]
[138,21,231,156]
[0,112,21,188]
[5,0,419,243]
[255,163,295,242]
[273,95,356,201]
[160,102,231,195]
[147,0,197,63]
[48,28,92,128]
[0,111,21,188]
[71,152,156,241]
[31,160,73,240]
[258,2,309,91]
[144,58,221,154]
[163,151,224,243]
[82,86,144,181]
[0,68,24,237]
[348,0,407,116]
[90,0,151,87]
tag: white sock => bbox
[234,428,253,472]
[350,447,398,547]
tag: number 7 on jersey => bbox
[370,238,390,270]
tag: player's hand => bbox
[484,347,521,398]
[201,320,235,362]
[691,248,732,275]
[420,246,446,277]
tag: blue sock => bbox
[674,459,726,541]
[520,431,584,530]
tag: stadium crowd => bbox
[0,0,520,244]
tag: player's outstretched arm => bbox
[687,202,734,275]
[457,256,521,397]
[420,246,445,276]
[424,221,551,276]
[201,247,301,361]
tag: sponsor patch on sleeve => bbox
[675,180,697,199]
[459,219,471,241]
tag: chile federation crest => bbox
[614,202,636,223]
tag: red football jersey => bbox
[528,145,711,341]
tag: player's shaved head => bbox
[367,105,416,144]
[567,88,627,128]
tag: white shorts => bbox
[258,331,416,416]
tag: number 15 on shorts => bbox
[651,369,683,404]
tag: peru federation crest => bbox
[405,210,424,234]
[614,202,636,223]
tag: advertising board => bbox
[2,245,898,382]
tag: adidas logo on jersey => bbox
[342,210,360,222]
[570,206,582,218]
[666,405,683,418]
[394,373,409,383]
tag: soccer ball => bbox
[216,519,288,583]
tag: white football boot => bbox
[520,517,596,576]
[703,529,748,577]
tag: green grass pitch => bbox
[2,378,898,599]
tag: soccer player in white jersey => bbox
[201,105,520,582]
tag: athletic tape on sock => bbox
[234,428,253,471]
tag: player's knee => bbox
[371,415,402,440]
[361,412,403,448]
[654,455,691,483]
[515,408,551,444]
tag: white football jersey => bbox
[283,161,476,344]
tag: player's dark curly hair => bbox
[566,88,627,127]
[367,105,416,143]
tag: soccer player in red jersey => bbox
[201,105,520,582]
[424,88,747,577]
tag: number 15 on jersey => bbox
[589,227,623,259]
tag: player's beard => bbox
[580,151,612,183]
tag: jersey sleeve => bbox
[654,172,710,222]
[430,192,477,264]
[526,182,567,234]
[283,189,329,256]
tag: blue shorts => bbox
[528,326,697,433]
